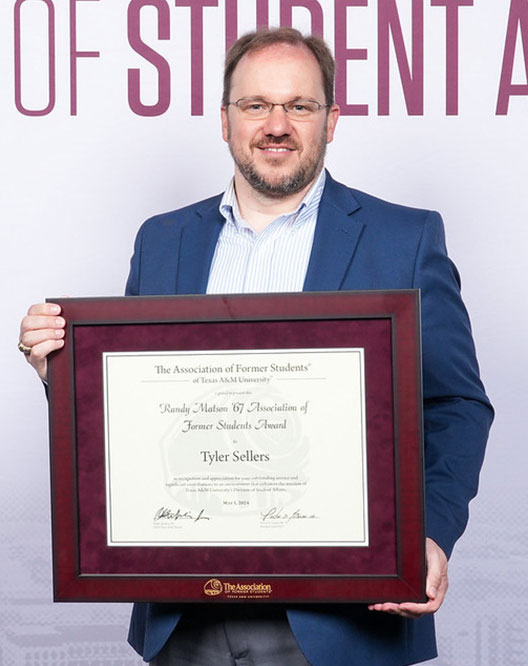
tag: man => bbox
[20,27,492,666]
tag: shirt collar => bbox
[219,169,326,231]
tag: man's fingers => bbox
[20,314,65,336]
[29,338,65,362]
[424,538,448,602]
[426,561,448,609]
[19,303,66,382]
[27,302,62,317]
[20,302,63,338]
[20,328,65,348]
[368,602,399,613]
[426,560,448,602]
[368,598,440,619]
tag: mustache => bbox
[252,135,299,150]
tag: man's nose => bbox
[261,104,292,135]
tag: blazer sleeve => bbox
[412,211,493,558]
[125,220,145,296]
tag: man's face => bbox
[221,43,339,198]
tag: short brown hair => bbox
[222,27,335,107]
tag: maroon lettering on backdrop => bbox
[335,0,369,115]
[14,0,56,116]
[225,0,237,51]
[280,0,324,36]
[175,0,219,117]
[128,0,171,117]
[225,0,270,52]
[10,0,528,117]
[431,0,473,117]
[496,0,528,115]
[70,0,100,116]
[378,0,424,116]
[257,0,270,29]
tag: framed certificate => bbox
[47,291,425,603]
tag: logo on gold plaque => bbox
[203,579,224,596]
[203,578,273,599]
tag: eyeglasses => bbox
[226,97,330,120]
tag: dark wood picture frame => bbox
[47,290,425,603]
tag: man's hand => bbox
[368,538,448,619]
[19,303,65,382]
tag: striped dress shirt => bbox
[206,170,326,294]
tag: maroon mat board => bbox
[47,291,425,603]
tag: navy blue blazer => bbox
[125,173,493,665]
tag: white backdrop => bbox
[2,1,527,664]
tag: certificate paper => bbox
[103,348,368,548]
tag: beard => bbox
[228,130,328,199]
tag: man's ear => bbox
[326,104,340,144]
[221,106,229,143]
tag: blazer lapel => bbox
[176,197,224,294]
[175,175,364,295]
[303,172,365,292]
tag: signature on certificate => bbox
[153,507,211,523]
[260,507,319,524]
